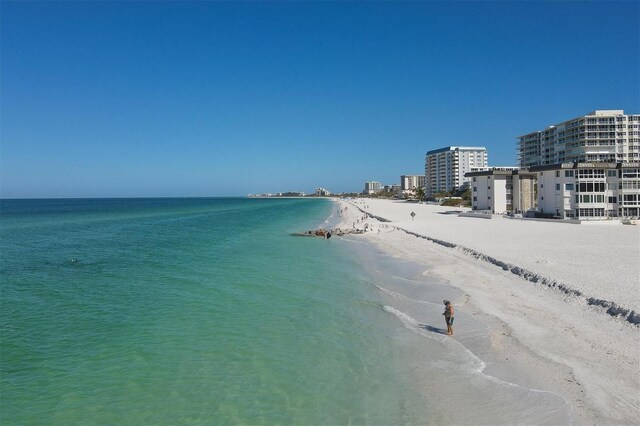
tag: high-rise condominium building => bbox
[363,181,381,195]
[518,110,640,168]
[425,146,488,197]
[400,175,426,191]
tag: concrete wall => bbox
[492,175,508,213]
[472,175,491,210]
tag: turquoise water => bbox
[1,198,423,424]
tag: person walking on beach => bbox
[443,300,454,335]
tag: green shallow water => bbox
[1,198,423,424]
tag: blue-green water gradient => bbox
[1,198,421,424]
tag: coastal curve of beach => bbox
[332,198,640,425]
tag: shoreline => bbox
[347,200,639,325]
[331,198,640,424]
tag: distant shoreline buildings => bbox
[424,146,487,197]
[400,175,426,192]
[255,109,639,221]
[363,181,382,195]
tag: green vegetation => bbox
[432,186,471,207]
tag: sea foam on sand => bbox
[333,198,640,424]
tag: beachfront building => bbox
[466,168,537,214]
[425,146,488,197]
[315,188,331,196]
[518,110,640,168]
[400,175,426,192]
[363,181,382,195]
[530,162,640,220]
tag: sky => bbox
[1,1,639,198]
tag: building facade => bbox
[518,110,640,168]
[425,146,488,197]
[531,162,640,220]
[363,181,382,195]
[466,168,537,214]
[383,184,402,193]
[400,175,426,191]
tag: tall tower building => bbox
[518,110,640,167]
[424,146,488,197]
[400,175,426,191]
[363,181,381,195]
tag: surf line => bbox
[381,304,571,407]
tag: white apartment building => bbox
[518,110,640,168]
[400,175,426,191]
[363,181,382,195]
[531,162,640,220]
[425,146,488,197]
[466,168,536,214]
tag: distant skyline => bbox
[2,1,639,198]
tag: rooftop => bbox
[426,146,487,155]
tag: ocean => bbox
[0,198,427,424]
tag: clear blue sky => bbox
[2,1,639,198]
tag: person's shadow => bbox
[419,324,447,334]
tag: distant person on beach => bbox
[443,300,454,335]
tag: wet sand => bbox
[331,198,640,424]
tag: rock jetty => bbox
[291,228,365,238]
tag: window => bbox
[565,170,574,177]
[622,168,640,178]
[577,169,605,179]
[556,184,560,190]
[578,208,605,217]
[473,196,477,201]
[565,183,574,191]
[473,187,477,192]
[608,196,617,204]
[578,182,605,192]
[556,171,560,177]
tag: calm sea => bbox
[0,198,425,424]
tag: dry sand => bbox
[333,198,640,424]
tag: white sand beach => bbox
[333,198,640,424]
